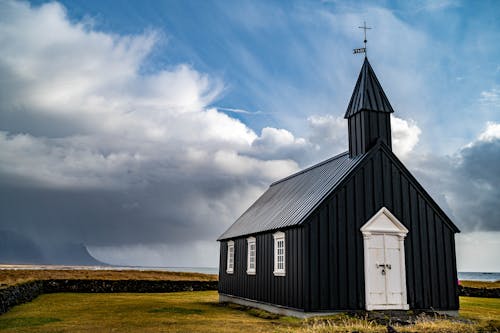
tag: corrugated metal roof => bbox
[218,152,365,240]
[344,57,394,118]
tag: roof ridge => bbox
[270,151,349,186]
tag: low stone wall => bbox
[0,280,218,315]
[2,281,497,316]
[458,285,500,298]
[0,281,44,315]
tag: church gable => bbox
[374,143,459,233]
[299,141,459,311]
[303,141,458,233]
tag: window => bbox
[226,241,234,274]
[273,232,285,276]
[247,237,256,275]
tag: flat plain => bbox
[0,268,217,288]
[0,291,498,332]
[0,269,498,332]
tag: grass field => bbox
[0,291,498,332]
[0,269,217,288]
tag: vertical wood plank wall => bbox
[349,111,391,156]
[302,147,459,311]
[219,146,459,312]
[218,228,305,310]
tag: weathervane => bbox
[353,21,372,57]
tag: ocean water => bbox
[458,272,500,282]
[0,264,219,275]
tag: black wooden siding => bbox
[218,228,305,310]
[301,146,459,311]
[348,111,391,157]
[219,143,458,312]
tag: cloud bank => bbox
[0,1,304,265]
[1,1,496,271]
[411,122,500,233]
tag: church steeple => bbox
[345,57,394,157]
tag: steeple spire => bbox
[345,58,394,118]
[345,58,394,157]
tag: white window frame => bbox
[246,237,256,275]
[226,240,234,274]
[273,231,286,276]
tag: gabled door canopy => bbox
[361,207,408,236]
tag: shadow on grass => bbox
[215,301,302,324]
[0,317,62,330]
[147,307,205,315]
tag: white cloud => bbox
[417,0,461,12]
[0,0,309,265]
[217,106,263,115]
[479,87,500,108]
[307,115,346,147]
[306,114,421,159]
[250,127,308,161]
[478,121,500,142]
[391,115,422,157]
[0,0,302,191]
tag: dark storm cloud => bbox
[411,135,500,232]
[453,139,500,231]
[0,1,302,265]
[0,173,259,247]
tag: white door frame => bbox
[361,207,409,310]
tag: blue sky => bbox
[0,0,499,271]
[29,0,500,148]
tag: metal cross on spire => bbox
[353,21,372,57]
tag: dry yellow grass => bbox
[0,269,217,287]
[460,280,500,289]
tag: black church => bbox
[217,56,460,316]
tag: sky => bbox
[0,0,499,271]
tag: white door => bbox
[366,234,404,307]
[366,234,387,305]
[361,207,409,310]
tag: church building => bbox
[217,55,460,316]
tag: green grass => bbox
[0,317,61,330]
[0,292,498,332]
[0,291,292,333]
[460,296,500,331]
[147,307,205,315]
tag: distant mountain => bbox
[0,229,45,264]
[43,242,108,266]
[0,229,108,266]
